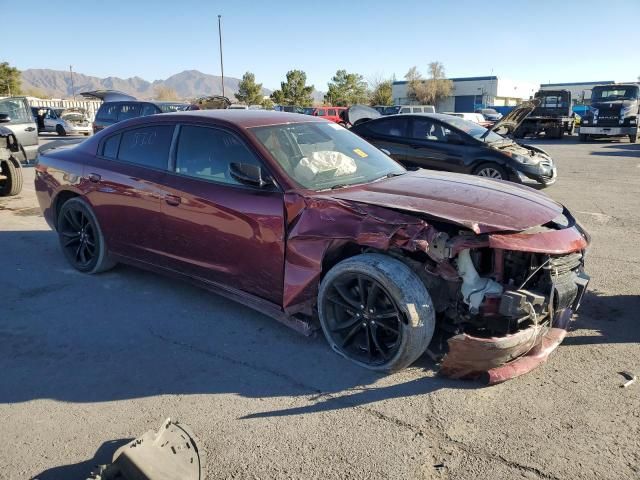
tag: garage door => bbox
[454,95,475,112]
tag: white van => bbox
[443,112,489,125]
[398,105,436,114]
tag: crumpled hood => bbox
[327,169,563,234]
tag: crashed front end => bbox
[434,228,589,384]
[283,188,590,384]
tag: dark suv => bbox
[93,101,187,133]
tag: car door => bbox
[404,117,468,172]
[356,117,409,162]
[82,123,174,265]
[43,108,57,132]
[159,123,285,304]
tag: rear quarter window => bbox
[117,125,174,169]
[96,104,119,122]
[118,103,142,121]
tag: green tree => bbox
[270,70,314,106]
[324,69,369,106]
[235,71,263,105]
[369,78,393,106]
[0,62,22,96]
[261,97,275,110]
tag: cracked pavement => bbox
[1,136,639,479]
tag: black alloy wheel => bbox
[59,204,97,270]
[322,272,404,366]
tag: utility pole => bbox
[69,65,76,100]
[217,15,225,98]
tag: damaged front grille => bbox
[449,250,586,337]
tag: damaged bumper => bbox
[440,308,573,385]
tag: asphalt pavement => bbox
[1,134,639,479]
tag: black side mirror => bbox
[446,132,464,145]
[229,162,274,188]
[0,113,10,123]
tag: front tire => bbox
[0,159,23,196]
[630,134,638,144]
[57,197,116,273]
[474,163,508,181]
[56,124,67,136]
[578,134,588,142]
[318,253,435,372]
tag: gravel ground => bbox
[0,135,639,480]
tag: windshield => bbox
[592,86,639,101]
[481,108,498,115]
[251,122,405,190]
[440,116,505,143]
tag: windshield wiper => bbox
[330,183,350,190]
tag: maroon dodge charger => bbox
[35,111,590,384]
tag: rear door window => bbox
[317,109,326,116]
[102,133,121,158]
[117,103,142,121]
[412,107,423,113]
[367,117,409,137]
[117,125,174,169]
[328,109,336,116]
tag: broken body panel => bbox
[35,111,590,384]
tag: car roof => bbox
[99,109,327,129]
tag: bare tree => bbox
[405,62,453,105]
[154,86,178,101]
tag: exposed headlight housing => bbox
[504,151,539,165]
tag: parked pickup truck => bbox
[579,83,639,143]
[515,90,575,139]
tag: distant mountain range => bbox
[20,68,325,103]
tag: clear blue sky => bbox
[4,0,639,89]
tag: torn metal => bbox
[281,174,590,383]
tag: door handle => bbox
[164,194,181,206]
[87,173,101,183]
[25,127,36,132]
[409,144,422,149]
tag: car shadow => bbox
[0,229,632,417]
[590,143,640,157]
[32,438,132,480]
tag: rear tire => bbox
[474,163,508,181]
[0,159,23,197]
[57,197,116,274]
[318,253,434,372]
[629,134,638,144]
[578,134,588,142]
[56,124,67,136]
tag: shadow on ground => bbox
[32,438,131,480]
[590,143,640,157]
[1,230,635,417]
